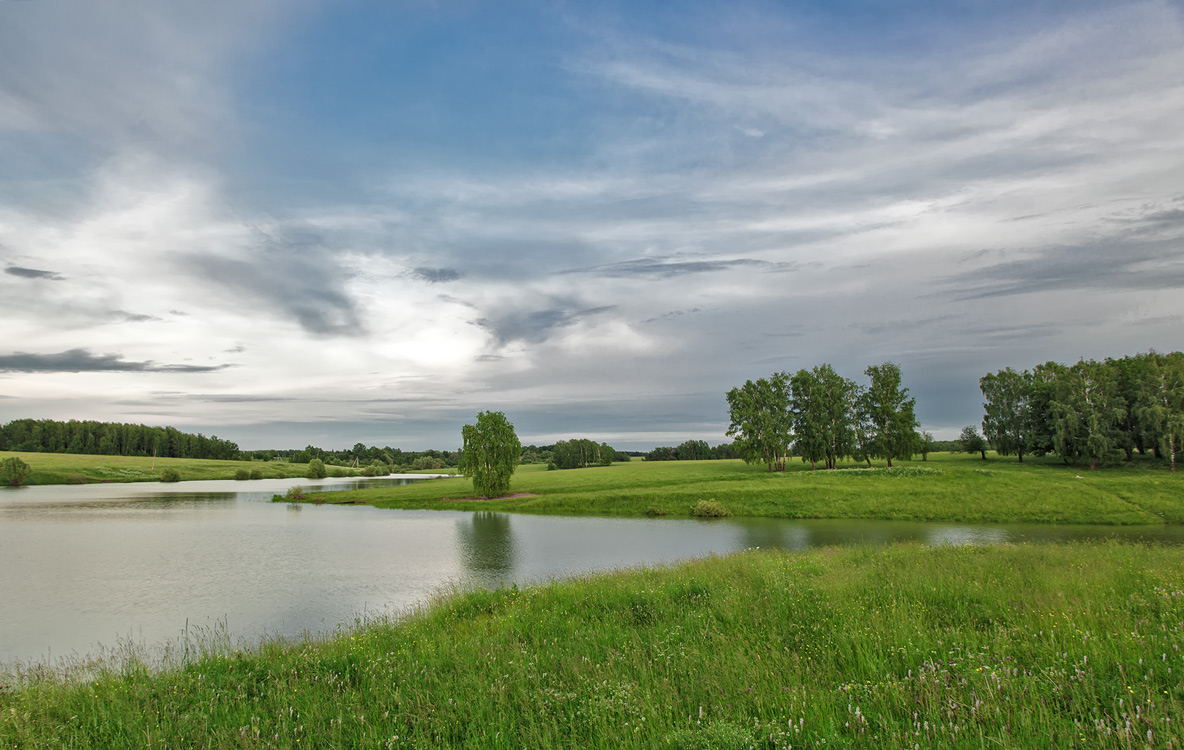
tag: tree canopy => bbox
[459,411,521,497]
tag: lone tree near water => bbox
[459,411,521,497]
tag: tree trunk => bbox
[887,456,893,468]
[1017,449,1023,463]
[980,450,987,460]
[1090,456,1097,471]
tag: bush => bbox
[645,506,668,517]
[692,499,730,518]
[306,458,327,479]
[370,461,389,477]
[360,464,375,477]
[234,468,250,480]
[285,485,306,500]
[159,468,181,483]
[1,456,31,486]
[249,468,264,480]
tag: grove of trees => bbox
[980,351,1184,471]
[726,362,919,471]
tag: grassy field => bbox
[0,451,310,485]
[294,452,1184,525]
[2,542,1181,748]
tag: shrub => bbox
[159,468,181,483]
[285,485,306,500]
[1,456,31,487]
[234,468,250,480]
[360,465,376,477]
[692,499,730,518]
[646,506,668,517]
[249,468,264,480]
[306,458,327,479]
[370,461,389,477]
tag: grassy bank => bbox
[297,452,1184,525]
[0,451,310,485]
[3,542,1181,748]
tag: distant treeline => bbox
[642,440,740,461]
[0,419,242,461]
[273,445,460,470]
[520,440,631,469]
[977,350,1183,471]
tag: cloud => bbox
[5,266,64,280]
[567,257,795,279]
[474,303,618,345]
[410,266,464,284]
[182,235,364,337]
[0,348,232,373]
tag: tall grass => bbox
[3,542,1182,748]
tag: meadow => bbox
[0,451,309,485]
[2,542,1181,748]
[298,452,1184,526]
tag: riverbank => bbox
[293,452,1184,525]
[0,451,312,485]
[3,541,1181,748]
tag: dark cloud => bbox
[945,238,1184,300]
[0,348,231,373]
[111,310,159,323]
[183,231,363,336]
[5,266,64,280]
[411,267,463,283]
[475,304,617,345]
[567,256,795,279]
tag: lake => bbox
[3,476,1182,666]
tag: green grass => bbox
[0,451,311,485]
[3,542,1181,748]
[300,452,1184,525]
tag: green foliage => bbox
[249,468,264,480]
[980,367,1033,461]
[791,364,857,470]
[959,426,988,459]
[158,468,180,482]
[0,456,31,486]
[285,485,306,500]
[692,499,731,517]
[551,438,618,469]
[1050,359,1125,470]
[726,372,792,471]
[861,362,919,467]
[234,468,250,480]
[305,458,327,479]
[918,430,935,460]
[459,410,521,498]
[0,418,240,460]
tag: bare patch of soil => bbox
[439,493,540,502]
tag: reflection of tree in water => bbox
[455,511,516,583]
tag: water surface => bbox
[3,479,1181,665]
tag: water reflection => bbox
[455,512,516,583]
[732,518,811,551]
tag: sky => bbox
[1,0,1183,451]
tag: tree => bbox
[1138,351,1184,473]
[959,426,988,460]
[1,456,31,486]
[979,367,1032,461]
[861,363,919,467]
[919,431,935,461]
[306,458,327,479]
[1050,359,1124,470]
[459,411,521,497]
[726,373,792,471]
